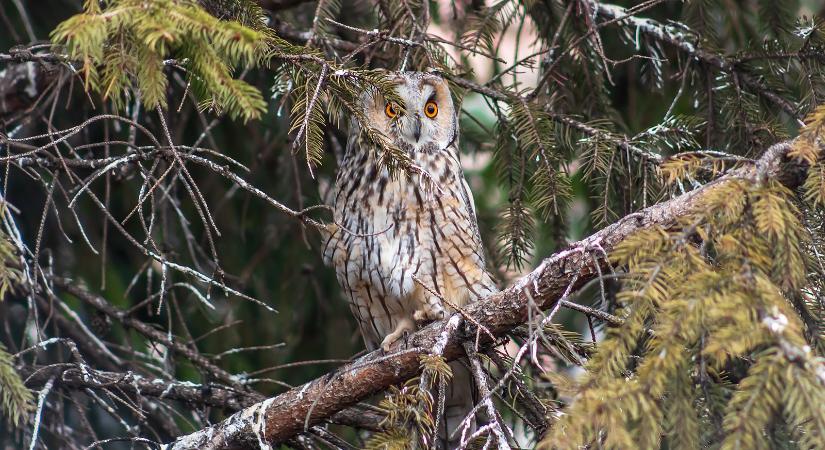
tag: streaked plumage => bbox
[322,71,496,447]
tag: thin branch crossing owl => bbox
[323,71,497,447]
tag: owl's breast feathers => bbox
[323,144,496,349]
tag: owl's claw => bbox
[414,308,446,323]
[381,317,415,352]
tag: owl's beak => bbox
[413,116,422,142]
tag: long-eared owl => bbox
[322,71,496,447]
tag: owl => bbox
[322,71,497,446]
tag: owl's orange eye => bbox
[385,103,398,118]
[424,101,438,118]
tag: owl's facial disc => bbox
[400,113,423,143]
[394,87,441,150]
[364,72,455,154]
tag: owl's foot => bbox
[414,308,446,323]
[381,317,415,352]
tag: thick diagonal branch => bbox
[164,140,805,449]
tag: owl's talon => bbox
[381,317,415,352]
[414,308,446,323]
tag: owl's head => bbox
[362,71,457,154]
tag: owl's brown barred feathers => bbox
[322,71,498,448]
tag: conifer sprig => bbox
[0,343,32,429]
[541,165,825,449]
[51,0,273,121]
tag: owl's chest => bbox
[343,170,444,258]
[327,158,463,292]
[337,154,455,224]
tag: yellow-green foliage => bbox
[793,104,825,207]
[0,232,31,428]
[659,153,739,187]
[365,354,453,449]
[51,0,273,121]
[49,1,441,174]
[0,236,22,301]
[541,168,825,447]
[0,343,32,429]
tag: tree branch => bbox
[589,0,802,122]
[164,140,804,449]
[52,277,258,396]
[20,364,253,410]
[19,362,386,431]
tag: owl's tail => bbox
[437,359,478,449]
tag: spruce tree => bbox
[0,0,823,448]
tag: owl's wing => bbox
[461,177,477,219]
[449,145,499,299]
[450,147,486,265]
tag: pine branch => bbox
[0,344,32,428]
[589,0,802,123]
[548,112,663,165]
[440,71,664,165]
[20,364,252,410]
[49,276,259,396]
[269,17,361,53]
[24,276,386,434]
[18,363,385,431]
[164,139,810,449]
